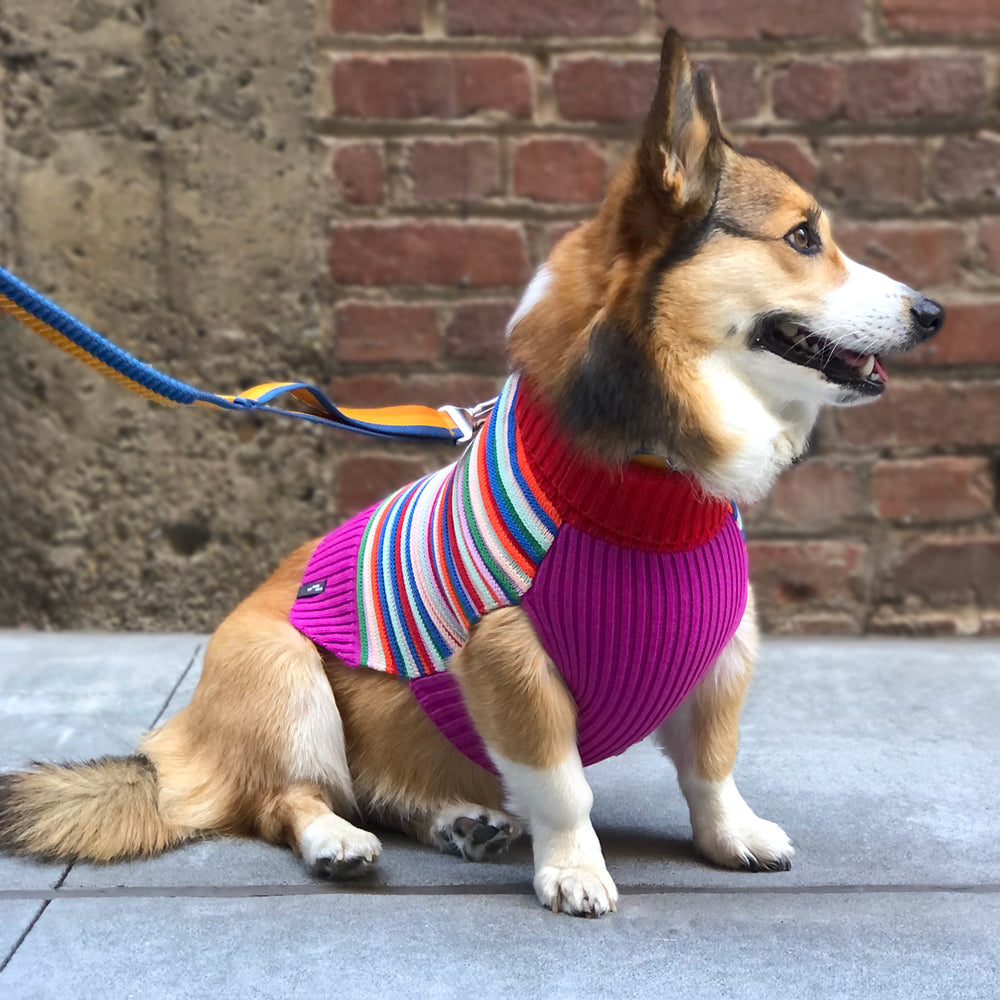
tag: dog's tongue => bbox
[831,345,889,384]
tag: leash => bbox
[0,264,495,445]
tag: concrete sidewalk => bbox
[0,633,998,999]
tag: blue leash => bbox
[0,264,492,444]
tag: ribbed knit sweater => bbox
[290,373,748,772]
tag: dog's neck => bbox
[512,374,733,552]
[683,355,820,503]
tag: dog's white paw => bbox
[685,776,793,872]
[694,813,794,872]
[300,814,382,880]
[534,863,618,918]
[430,804,522,861]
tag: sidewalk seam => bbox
[3,881,1000,903]
[0,640,202,975]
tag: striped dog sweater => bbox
[290,374,748,771]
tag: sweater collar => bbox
[512,376,732,553]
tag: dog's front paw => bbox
[683,775,793,873]
[300,814,382,880]
[534,863,618,917]
[694,813,793,872]
[430,804,522,861]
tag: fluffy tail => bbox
[0,755,186,862]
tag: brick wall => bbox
[318,0,1000,636]
[0,0,997,634]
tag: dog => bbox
[0,30,943,917]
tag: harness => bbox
[292,375,748,771]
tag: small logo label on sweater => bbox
[297,580,327,599]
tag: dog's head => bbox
[508,30,944,500]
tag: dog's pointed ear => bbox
[637,29,726,215]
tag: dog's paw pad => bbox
[301,816,381,881]
[431,805,522,861]
[535,865,618,918]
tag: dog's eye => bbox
[785,223,820,255]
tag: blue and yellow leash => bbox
[0,264,494,444]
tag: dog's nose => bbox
[910,297,945,339]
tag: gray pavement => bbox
[1,632,998,999]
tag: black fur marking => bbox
[561,321,672,459]
[642,186,721,328]
[713,214,766,242]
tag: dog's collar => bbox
[513,377,733,553]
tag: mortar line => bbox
[2,881,999,903]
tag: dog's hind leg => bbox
[141,547,380,879]
[654,589,794,872]
[450,606,617,917]
[419,804,522,861]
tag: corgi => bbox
[0,30,943,917]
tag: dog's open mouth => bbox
[756,319,888,396]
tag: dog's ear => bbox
[637,29,726,217]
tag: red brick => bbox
[933,136,1000,204]
[332,56,532,120]
[329,222,529,287]
[334,302,439,363]
[513,138,606,205]
[335,453,429,514]
[833,222,965,290]
[330,0,423,34]
[823,140,925,211]
[444,0,640,37]
[766,459,866,532]
[703,59,760,123]
[871,457,994,524]
[553,57,756,124]
[897,301,1000,368]
[773,62,842,122]
[553,58,656,124]
[774,57,985,123]
[332,143,385,205]
[328,372,505,409]
[748,540,870,623]
[833,380,1000,449]
[444,301,515,365]
[979,218,1000,274]
[980,218,1000,275]
[882,0,1000,34]
[655,0,865,40]
[879,537,1000,609]
[405,139,501,204]
[741,138,819,190]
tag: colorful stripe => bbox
[356,375,560,679]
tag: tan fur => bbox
[0,756,185,862]
[328,665,503,823]
[449,607,577,771]
[688,593,757,782]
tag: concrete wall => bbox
[1,0,999,634]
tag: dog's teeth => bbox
[859,354,875,378]
[777,321,798,340]
[791,332,807,346]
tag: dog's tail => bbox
[0,754,187,862]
